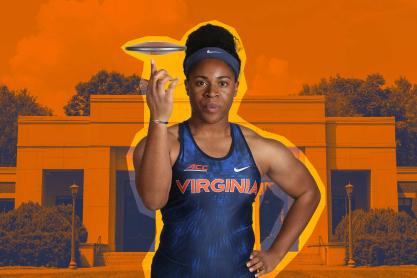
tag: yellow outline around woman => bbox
[122,20,325,278]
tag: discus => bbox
[125,41,186,94]
[125,41,186,55]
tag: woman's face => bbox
[185,58,239,124]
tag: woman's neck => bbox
[187,116,230,137]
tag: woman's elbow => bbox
[138,193,166,210]
[311,185,321,206]
[137,187,168,211]
[143,199,167,211]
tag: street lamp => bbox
[345,181,356,267]
[69,182,79,269]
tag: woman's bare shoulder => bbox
[238,124,287,150]
[237,124,272,176]
[238,124,289,157]
[238,124,267,145]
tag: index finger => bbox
[151,59,157,75]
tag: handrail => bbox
[94,235,103,256]
[307,243,344,247]
[306,236,344,248]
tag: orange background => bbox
[2,0,417,115]
[1,1,416,275]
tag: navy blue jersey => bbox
[151,120,261,278]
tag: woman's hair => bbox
[183,24,241,77]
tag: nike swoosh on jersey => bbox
[234,166,250,172]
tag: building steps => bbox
[97,252,147,267]
[292,253,324,265]
[289,249,325,266]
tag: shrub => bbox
[334,208,417,265]
[0,202,88,267]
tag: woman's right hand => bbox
[146,59,179,122]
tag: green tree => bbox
[0,86,52,166]
[63,70,147,116]
[300,74,417,166]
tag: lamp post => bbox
[345,181,356,267]
[69,183,79,269]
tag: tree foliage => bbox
[334,208,417,265]
[0,86,52,166]
[300,74,417,165]
[63,70,147,116]
[0,202,87,267]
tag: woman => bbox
[134,24,321,277]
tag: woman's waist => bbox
[156,236,254,264]
[153,248,255,277]
[158,224,255,259]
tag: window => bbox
[397,182,416,219]
[330,170,370,237]
[398,197,415,218]
[0,198,14,213]
[0,182,15,193]
[398,197,412,206]
[55,196,83,222]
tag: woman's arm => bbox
[264,139,321,259]
[133,59,179,211]
[133,123,172,211]
[246,138,321,276]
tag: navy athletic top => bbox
[151,120,261,278]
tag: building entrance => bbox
[42,169,83,221]
[115,171,155,252]
[330,170,370,237]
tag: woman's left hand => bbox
[246,249,283,277]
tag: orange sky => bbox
[1,0,417,115]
